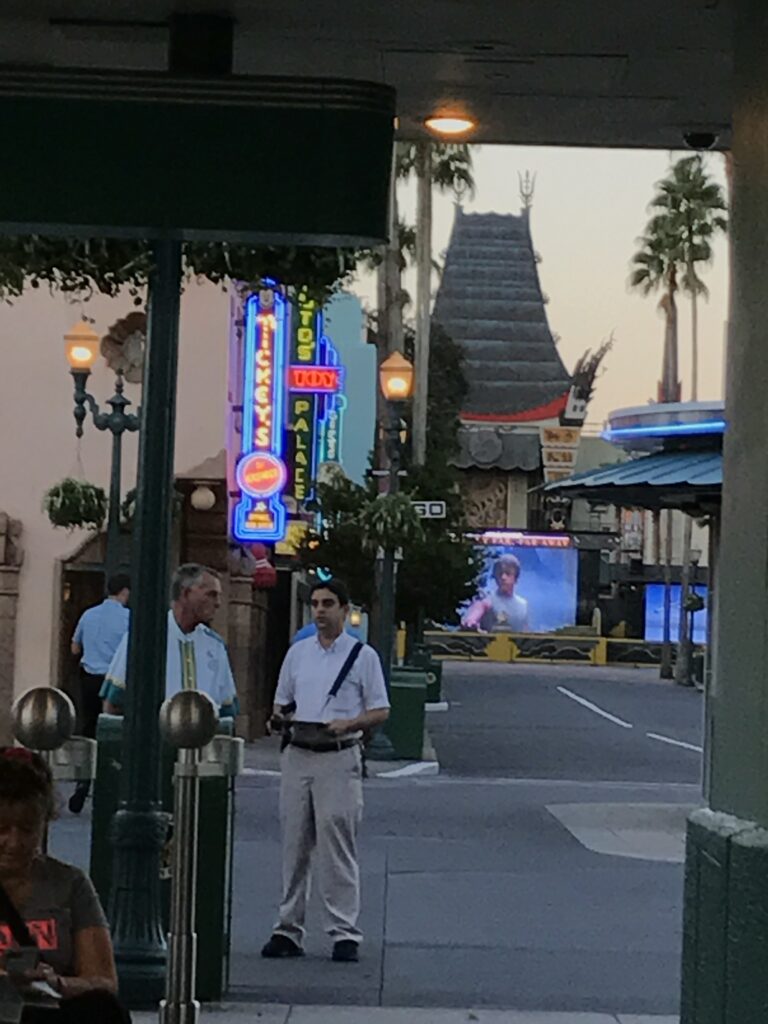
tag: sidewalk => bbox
[135,1005,678,1023]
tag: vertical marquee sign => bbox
[228,282,348,545]
[231,289,289,542]
[288,289,320,505]
[316,334,347,465]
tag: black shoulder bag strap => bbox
[0,880,35,948]
[324,642,364,705]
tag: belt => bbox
[290,738,358,753]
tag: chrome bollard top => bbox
[159,690,219,750]
[12,687,76,751]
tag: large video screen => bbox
[644,583,708,645]
[458,532,578,634]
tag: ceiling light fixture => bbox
[424,115,477,137]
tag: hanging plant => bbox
[43,479,108,531]
[120,487,185,526]
[360,493,424,551]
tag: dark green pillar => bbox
[108,240,182,1006]
[681,4,768,1020]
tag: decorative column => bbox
[681,4,768,1020]
[0,513,22,745]
[108,241,183,1006]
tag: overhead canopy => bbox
[545,448,722,515]
[0,2,731,150]
[0,70,394,244]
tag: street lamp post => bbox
[677,546,704,687]
[367,352,413,759]
[64,321,140,584]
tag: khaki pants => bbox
[274,743,364,945]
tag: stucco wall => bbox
[0,281,229,696]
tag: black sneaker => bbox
[261,934,304,958]
[332,940,359,962]
[68,783,89,815]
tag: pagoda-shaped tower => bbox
[432,206,573,529]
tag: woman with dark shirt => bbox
[0,747,129,1023]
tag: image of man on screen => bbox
[462,554,529,632]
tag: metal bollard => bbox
[158,691,219,1024]
[11,687,75,752]
[11,687,77,855]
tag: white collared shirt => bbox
[275,631,389,723]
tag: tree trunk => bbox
[674,273,698,685]
[690,285,699,402]
[413,140,432,466]
[659,288,680,402]
[675,514,694,685]
[658,288,679,679]
[660,509,675,679]
[370,147,402,655]
[652,509,662,566]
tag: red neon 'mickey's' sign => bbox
[287,366,342,394]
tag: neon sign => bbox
[236,452,287,498]
[232,290,288,542]
[317,334,346,466]
[288,289,320,504]
[229,284,350,543]
[288,366,343,393]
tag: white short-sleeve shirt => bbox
[101,610,238,716]
[275,631,390,723]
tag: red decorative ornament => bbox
[250,543,277,590]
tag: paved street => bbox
[222,663,700,1016]
[50,661,702,1019]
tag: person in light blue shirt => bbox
[69,573,131,813]
[100,563,239,719]
[72,574,131,677]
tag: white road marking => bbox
[646,731,703,753]
[556,686,633,729]
[377,761,440,778]
[241,768,280,777]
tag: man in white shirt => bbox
[100,563,238,719]
[261,578,389,964]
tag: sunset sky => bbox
[353,145,730,430]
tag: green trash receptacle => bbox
[90,714,242,1001]
[409,646,443,703]
[385,669,427,759]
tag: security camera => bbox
[683,131,719,151]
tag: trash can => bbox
[691,650,705,687]
[385,669,427,759]
[90,714,243,1001]
[408,645,443,703]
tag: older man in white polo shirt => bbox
[261,577,389,964]
[100,563,238,719]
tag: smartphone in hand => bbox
[3,949,39,977]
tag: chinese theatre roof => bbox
[433,207,572,429]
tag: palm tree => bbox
[629,155,727,683]
[396,142,475,197]
[646,155,727,400]
[373,142,476,461]
[394,142,475,464]
[630,225,682,403]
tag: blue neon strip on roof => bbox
[603,418,726,442]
